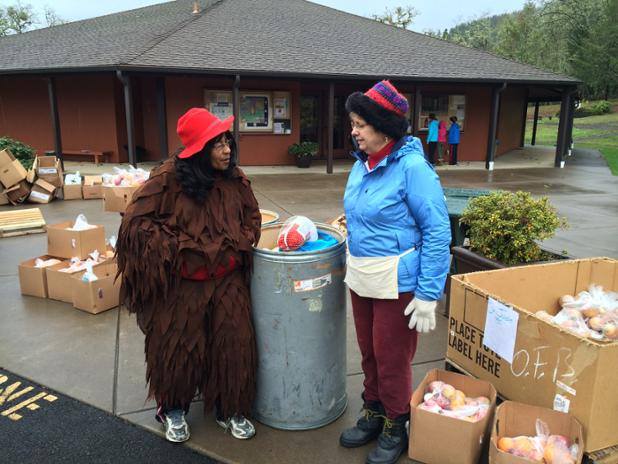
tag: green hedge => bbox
[573,100,612,118]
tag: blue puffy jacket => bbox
[448,122,461,144]
[344,136,451,301]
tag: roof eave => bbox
[0,64,582,87]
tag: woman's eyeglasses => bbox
[213,138,232,151]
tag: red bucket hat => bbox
[177,107,234,159]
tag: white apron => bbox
[344,247,415,300]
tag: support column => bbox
[47,77,63,171]
[531,101,540,146]
[412,87,421,136]
[155,76,168,161]
[519,89,529,148]
[233,75,240,164]
[486,83,506,170]
[555,90,572,168]
[327,82,334,174]
[566,97,576,156]
[116,71,136,167]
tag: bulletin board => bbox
[204,89,292,134]
[204,90,234,121]
[272,91,292,134]
[418,94,466,131]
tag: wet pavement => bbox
[0,147,616,463]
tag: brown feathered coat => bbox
[116,158,261,416]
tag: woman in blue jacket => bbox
[339,81,451,464]
[448,115,461,165]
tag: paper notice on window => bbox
[483,298,519,364]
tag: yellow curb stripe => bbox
[1,392,47,417]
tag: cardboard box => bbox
[0,190,8,205]
[46,261,83,302]
[0,157,28,189]
[409,369,497,464]
[71,262,120,314]
[28,178,56,204]
[103,185,139,212]
[489,401,584,464]
[46,221,106,259]
[34,155,63,188]
[18,255,63,298]
[0,149,28,188]
[46,259,107,303]
[82,176,103,199]
[446,258,618,452]
[3,180,31,205]
[63,183,83,200]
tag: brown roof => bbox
[0,0,579,85]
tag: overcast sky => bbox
[14,0,529,32]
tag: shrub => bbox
[574,100,612,118]
[288,141,318,158]
[0,137,36,170]
[460,190,568,265]
[591,100,611,114]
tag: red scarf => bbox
[368,140,395,170]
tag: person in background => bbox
[437,119,448,165]
[340,80,451,464]
[116,108,262,444]
[426,113,439,165]
[448,115,461,165]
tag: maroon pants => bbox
[351,290,418,419]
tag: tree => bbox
[570,0,618,99]
[0,2,65,36]
[44,6,66,27]
[372,5,418,29]
[2,3,35,34]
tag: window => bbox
[419,94,466,130]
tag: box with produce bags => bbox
[45,253,108,303]
[63,173,83,200]
[489,401,584,464]
[82,175,103,199]
[71,261,120,314]
[409,368,497,464]
[18,256,62,298]
[102,167,149,212]
[46,215,106,260]
[446,257,618,452]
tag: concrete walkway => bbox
[0,148,616,463]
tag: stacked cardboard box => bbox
[0,149,30,205]
[409,369,497,464]
[103,185,139,212]
[489,401,584,463]
[63,173,83,200]
[446,257,618,453]
[83,175,103,199]
[18,219,119,314]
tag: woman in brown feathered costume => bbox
[116,108,261,443]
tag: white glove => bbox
[404,298,437,333]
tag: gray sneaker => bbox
[216,415,256,440]
[162,409,190,443]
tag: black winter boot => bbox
[365,414,408,464]
[339,400,385,448]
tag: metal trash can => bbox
[251,223,347,430]
[443,188,492,248]
[259,209,280,226]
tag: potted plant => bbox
[453,190,569,274]
[288,141,318,168]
